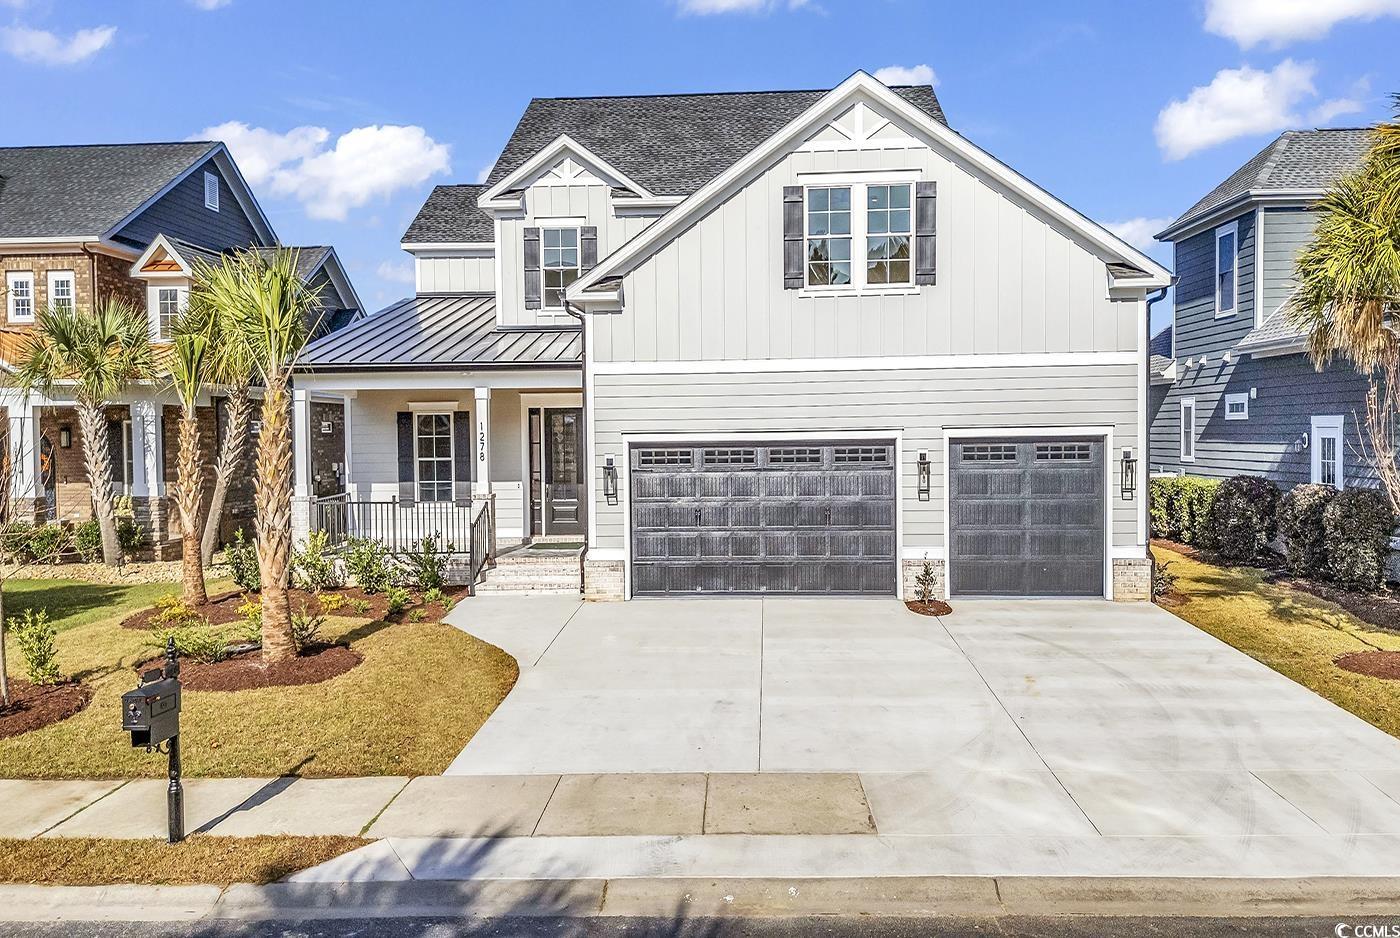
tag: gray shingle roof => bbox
[402,185,493,244]
[297,294,581,371]
[0,142,219,239]
[253,244,333,281]
[486,86,947,198]
[1162,129,1373,237]
[1149,325,1174,377]
[1238,298,1308,352]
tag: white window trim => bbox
[1179,397,1196,462]
[148,283,188,340]
[540,225,581,315]
[1224,392,1249,420]
[45,270,75,313]
[1310,415,1344,490]
[203,171,219,212]
[1215,221,1238,318]
[6,270,35,323]
[413,411,456,502]
[802,181,915,296]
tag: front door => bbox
[543,408,585,536]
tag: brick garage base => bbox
[1112,557,1152,602]
[901,558,947,601]
[583,556,624,601]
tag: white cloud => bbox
[194,122,451,222]
[1103,218,1174,252]
[676,0,806,13]
[0,24,115,65]
[189,0,232,8]
[475,161,495,184]
[1205,0,1400,48]
[1309,96,1365,124]
[1154,60,1360,160]
[872,64,938,88]
[376,260,415,285]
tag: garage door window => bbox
[703,447,757,466]
[961,444,1016,462]
[1035,442,1092,461]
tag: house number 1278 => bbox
[478,423,486,461]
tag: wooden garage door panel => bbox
[630,441,896,596]
[949,438,1104,597]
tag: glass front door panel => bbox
[544,408,585,534]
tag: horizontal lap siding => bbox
[1260,208,1315,316]
[591,363,1141,552]
[114,159,261,250]
[1148,352,1372,487]
[1172,211,1254,359]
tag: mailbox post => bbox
[122,639,184,843]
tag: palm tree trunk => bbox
[176,404,208,605]
[76,403,120,566]
[1,582,9,709]
[255,380,295,662]
[201,384,250,565]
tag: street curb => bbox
[3,877,1400,921]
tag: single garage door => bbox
[949,437,1105,597]
[629,441,897,595]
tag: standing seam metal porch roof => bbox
[296,294,581,370]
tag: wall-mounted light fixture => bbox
[603,455,618,506]
[917,450,931,501]
[1121,447,1137,501]
[58,426,72,449]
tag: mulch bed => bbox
[905,599,953,617]
[119,585,473,631]
[0,679,92,740]
[150,644,364,692]
[1335,651,1400,680]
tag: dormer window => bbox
[542,227,580,310]
[204,171,219,212]
[150,285,186,340]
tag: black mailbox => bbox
[122,677,181,749]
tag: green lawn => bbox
[1154,545,1400,739]
[2,578,225,633]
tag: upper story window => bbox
[152,286,185,340]
[1180,397,1196,462]
[6,271,35,323]
[415,412,454,502]
[1215,221,1237,317]
[806,182,914,290]
[47,271,74,313]
[542,227,580,310]
[203,171,219,212]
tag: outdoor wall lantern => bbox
[58,426,72,449]
[603,456,619,505]
[1121,447,1137,501]
[917,450,931,501]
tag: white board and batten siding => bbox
[585,99,1150,561]
[416,252,495,294]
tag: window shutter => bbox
[452,411,472,503]
[523,227,542,310]
[396,411,415,503]
[915,181,937,285]
[782,186,803,289]
[580,226,598,276]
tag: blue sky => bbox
[2,0,1396,334]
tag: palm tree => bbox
[191,290,256,566]
[190,249,315,663]
[168,308,214,605]
[1291,98,1400,509]
[15,298,153,565]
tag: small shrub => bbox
[151,594,202,628]
[290,607,326,654]
[1277,483,1337,577]
[315,591,347,613]
[1148,476,1221,546]
[422,587,445,605]
[349,598,371,615]
[9,609,60,685]
[913,556,939,604]
[73,519,101,563]
[225,529,261,593]
[116,517,146,554]
[395,534,450,591]
[1324,488,1396,591]
[2,522,34,563]
[148,622,229,665]
[26,524,67,565]
[233,599,262,645]
[1208,475,1280,563]
[384,586,411,616]
[1151,560,1178,599]
[439,596,455,614]
[291,530,341,592]
[344,537,393,594]
[406,608,427,623]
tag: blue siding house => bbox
[1149,128,1376,491]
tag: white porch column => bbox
[291,388,313,543]
[129,399,163,498]
[473,387,492,495]
[6,393,42,509]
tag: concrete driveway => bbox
[444,596,1400,783]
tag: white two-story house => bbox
[293,72,1170,600]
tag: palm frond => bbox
[14,297,154,407]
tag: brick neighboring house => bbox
[0,142,362,558]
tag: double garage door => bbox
[627,436,1106,598]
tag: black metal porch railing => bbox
[311,495,474,554]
